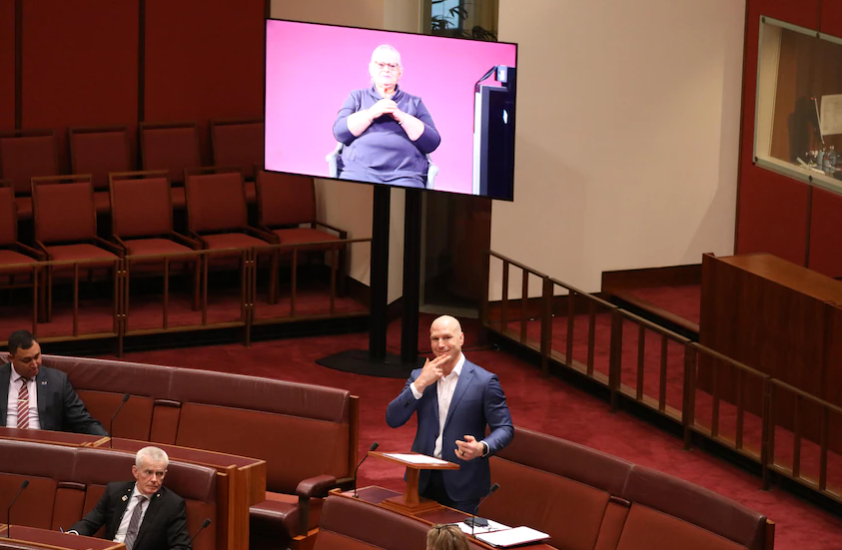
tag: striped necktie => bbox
[16,378,30,429]
[124,494,147,550]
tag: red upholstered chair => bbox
[110,170,201,308]
[0,181,45,289]
[0,129,59,221]
[69,125,133,215]
[140,121,202,210]
[210,118,263,203]
[31,176,123,321]
[256,170,347,301]
[185,171,277,251]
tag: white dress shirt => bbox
[7,369,40,430]
[411,353,465,458]
[114,485,150,543]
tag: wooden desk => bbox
[344,487,556,550]
[0,524,124,550]
[0,427,104,447]
[699,253,842,443]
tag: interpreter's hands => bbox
[367,99,398,121]
[414,354,448,391]
[455,435,484,461]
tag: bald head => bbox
[430,315,465,371]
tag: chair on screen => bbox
[326,142,439,188]
[31,176,123,321]
[110,170,201,309]
[0,181,45,292]
[210,118,263,204]
[0,129,60,221]
[69,125,133,215]
[140,121,202,211]
[256,170,347,302]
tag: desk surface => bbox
[345,487,555,550]
[0,427,102,447]
[0,524,124,550]
[719,253,842,304]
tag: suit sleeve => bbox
[70,486,110,536]
[167,498,192,550]
[386,372,421,428]
[482,375,514,455]
[61,377,108,436]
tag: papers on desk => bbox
[456,519,510,535]
[383,453,450,465]
[475,526,550,547]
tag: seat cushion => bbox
[45,244,118,264]
[274,228,339,251]
[93,191,110,215]
[201,232,269,251]
[15,196,32,221]
[0,249,39,274]
[250,492,323,538]
[124,238,195,257]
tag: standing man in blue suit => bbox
[386,315,514,513]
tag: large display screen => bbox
[265,19,518,201]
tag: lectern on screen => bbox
[265,19,519,201]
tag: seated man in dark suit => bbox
[68,446,192,550]
[387,315,514,513]
[0,329,107,435]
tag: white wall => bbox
[270,0,423,302]
[491,0,745,299]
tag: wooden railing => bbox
[0,237,371,355]
[482,250,842,504]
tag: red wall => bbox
[736,0,842,277]
[0,0,15,131]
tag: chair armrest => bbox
[169,231,202,249]
[34,240,49,257]
[11,242,46,260]
[243,226,279,244]
[92,237,125,257]
[188,231,209,249]
[295,475,337,499]
[296,474,337,537]
[111,235,129,253]
[312,221,347,239]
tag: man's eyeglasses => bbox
[372,61,400,72]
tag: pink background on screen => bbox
[265,20,517,195]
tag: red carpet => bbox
[114,314,842,550]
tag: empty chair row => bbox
[0,119,263,220]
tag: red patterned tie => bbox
[16,378,29,429]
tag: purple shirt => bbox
[333,85,441,186]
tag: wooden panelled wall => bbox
[0,0,267,170]
[737,0,842,277]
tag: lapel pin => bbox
[156,493,161,498]
[121,495,128,502]
[41,381,47,385]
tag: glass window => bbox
[755,17,842,192]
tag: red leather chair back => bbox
[185,172,249,233]
[211,120,263,179]
[0,182,16,246]
[140,123,201,184]
[70,127,132,190]
[256,170,316,227]
[32,180,97,244]
[110,173,174,238]
[0,132,59,196]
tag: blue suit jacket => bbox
[386,359,514,502]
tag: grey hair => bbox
[136,446,169,469]
[370,44,402,67]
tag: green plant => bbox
[430,0,497,41]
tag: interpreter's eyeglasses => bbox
[372,61,400,72]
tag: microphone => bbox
[353,442,379,498]
[465,482,500,536]
[6,479,29,538]
[189,518,212,545]
[109,393,131,447]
